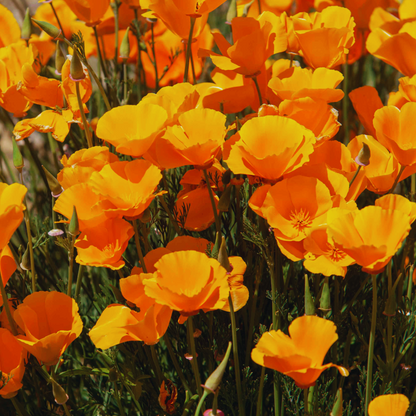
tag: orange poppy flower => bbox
[89,303,172,347]
[0,183,27,251]
[0,4,20,48]
[368,394,409,416]
[0,328,28,398]
[148,108,226,169]
[268,67,344,103]
[96,103,167,157]
[171,0,226,16]
[62,0,111,26]
[291,6,356,69]
[14,291,83,366]
[200,13,286,77]
[251,315,348,388]
[58,146,119,190]
[54,183,108,231]
[237,0,293,18]
[326,205,413,273]
[144,251,230,323]
[75,218,134,270]
[225,115,316,182]
[375,194,416,222]
[88,159,164,219]
[373,102,416,167]
[303,224,355,277]
[0,245,16,307]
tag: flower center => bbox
[326,245,346,262]
[290,209,312,234]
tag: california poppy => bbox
[62,0,111,27]
[368,394,409,416]
[251,315,348,388]
[0,245,17,308]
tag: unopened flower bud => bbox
[42,166,63,197]
[20,245,31,271]
[32,19,62,40]
[202,342,232,394]
[21,8,32,41]
[226,0,237,24]
[12,138,24,172]
[355,142,371,166]
[304,275,315,316]
[55,41,66,75]
[319,276,331,311]
[330,388,343,416]
[217,185,232,212]
[119,27,131,60]
[70,50,86,82]
[222,169,231,186]
[68,206,79,236]
[218,237,231,272]
[51,379,69,405]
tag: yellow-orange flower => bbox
[225,115,316,182]
[251,315,348,388]
[62,0,111,26]
[144,251,230,323]
[75,218,134,270]
[0,245,16,307]
[368,394,409,416]
[0,183,27,251]
[0,328,28,398]
[14,291,83,366]
[0,4,21,48]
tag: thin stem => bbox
[133,9,143,100]
[388,165,406,194]
[113,1,120,72]
[151,23,159,91]
[74,264,85,301]
[342,58,349,144]
[164,333,191,392]
[183,17,196,83]
[257,0,262,13]
[304,389,308,415]
[0,267,18,335]
[307,385,315,414]
[75,82,92,148]
[50,2,65,36]
[67,233,76,297]
[11,397,29,416]
[364,274,378,416]
[123,62,128,103]
[93,26,109,79]
[63,403,72,416]
[253,76,263,106]
[187,316,203,400]
[349,165,361,187]
[150,344,163,386]
[203,169,221,234]
[229,294,245,416]
[133,220,147,273]
[195,390,209,416]
[256,367,266,416]
[113,381,126,416]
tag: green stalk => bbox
[113,0,120,72]
[123,62,128,103]
[62,403,72,416]
[229,294,245,416]
[164,333,190,392]
[11,397,30,416]
[342,58,349,144]
[113,381,126,416]
[50,2,65,36]
[67,233,76,297]
[307,385,315,414]
[256,367,266,416]
[253,76,263,106]
[187,316,203,400]
[151,22,159,91]
[75,82,92,148]
[203,169,221,234]
[133,220,147,273]
[364,274,378,416]
[150,344,163,386]
[74,264,85,301]
[349,165,361,187]
[195,390,209,416]
[389,165,406,194]
[183,17,196,83]
[133,9,143,100]
[93,26,109,79]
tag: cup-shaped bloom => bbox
[57,146,119,190]
[327,206,413,273]
[373,102,416,167]
[75,218,134,270]
[0,183,27,251]
[368,394,409,416]
[251,315,348,388]
[155,108,227,169]
[291,6,356,69]
[171,0,226,16]
[62,0,110,26]
[144,251,230,323]
[13,291,83,365]
[0,328,28,398]
[88,159,164,218]
[0,245,17,307]
[225,115,316,182]
[268,67,344,103]
[0,4,21,48]
[96,103,168,157]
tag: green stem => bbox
[164,333,190,392]
[203,169,221,235]
[183,17,196,83]
[93,26,109,79]
[307,385,315,414]
[67,233,76,297]
[342,58,349,144]
[133,9,143,101]
[123,61,128,103]
[195,390,209,416]
[256,367,266,416]
[150,344,163,386]
[113,1,120,72]
[113,381,126,416]
[388,165,406,194]
[74,264,85,301]
[11,396,29,416]
[364,274,378,416]
[75,81,92,148]
[229,294,245,416]
[63,403,72,416]
[349,165,361,187]
[257,0,262,13]
[0,266,18,335]
[187,316,203,400]
[253,76,263,106]
[151,22,159,91]
[133,220,147,273]
[304,388,308,415]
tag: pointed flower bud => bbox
[68,206,79,236]
[32,19,62,40]
[217,185,232,212]
[42,166,63,197]
[222,170,231,186]
[12,138,24,172]
[304,275,315,316]
[70,50,86,82]
[330,388,343,416]
[211,232,221,259]
[119,27,131,60]
[319,276,331,311]
[218,237,231,272]
[21,8,32,41]
[226,0,237,24]
[202,342,232,394]
[355,142,371,166]
[55,41,66,76]
[51,379,69,405]
[20,245,31,271]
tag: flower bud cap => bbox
[32,19,62,40]
[70,50,86,81]
[119,27,131,60]
[22,8,32,40]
